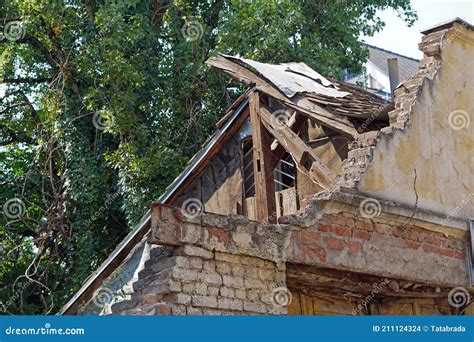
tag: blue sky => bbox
[363,0,474,59]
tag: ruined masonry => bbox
[61,18,474,316]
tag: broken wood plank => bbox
[268,114,308,171]
[249,91,277,223]
[206,55,358,138]
[259,105,334,189]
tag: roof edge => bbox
[59,97,250,315]
[366,44,420,62]
[421,17,474,35]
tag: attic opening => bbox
[273,153,296,191]
[242,138,255,199]
[172,57,394,221]
[242,139,296,196]
[241,136,299,219]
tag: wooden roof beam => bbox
[249,91,277,223]
[259,104,334,190]
[206,55,358,139]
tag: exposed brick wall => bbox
[82,203,468,315]
[110,245,286,315]
[336,27,446,191]
[287,211,468,285]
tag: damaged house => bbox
[60,18,473,316]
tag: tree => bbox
[0,0,416,314]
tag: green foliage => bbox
[0,0,416,314]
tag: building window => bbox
[241,140,296,197]
[242,139,255,198]
[273,153,295,191]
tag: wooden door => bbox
[288,289,454,315]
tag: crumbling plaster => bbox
[355,23,473,221]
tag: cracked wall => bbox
[356,23,473,221]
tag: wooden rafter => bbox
[206,55,359,139]
[259,105,334,190]
[268,114,308,171]
[249,91,277,223]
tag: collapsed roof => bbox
[206,54,391,138]
[60,17,474,314]
[59,54,393,314]
[59,54,390,314]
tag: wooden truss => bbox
[247,90,335,222]
[206,55,359,138]
[206,55,358,222]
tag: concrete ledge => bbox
[149,203,291,264]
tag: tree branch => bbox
[83,0,95,23]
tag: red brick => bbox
[207,227,230,245]
[355,220,372,231]
[448,237,466,251]
[422,243,440,254]
[353,230,371,241]
[333,226,351,237]
[393,227,403,238]
[416,232,426,242]
[345,217,355,227]
[405,241,421,249]
[348,241,363,253]
[324,237,345,250]
[322,214,338,224]
[141,294,158,305]
[290,230,300,242]
[443,237,456,249]
[335,214,347,226]
[172,209,184,222]
[425,235,442,246]
[454,251,466,260]
[318,224,331,232]
[155,304,173,316]
[299,244,327,263]
[439,248,454,258]
[375,223,391,235]
[301,230,320,244]
[408,230,419,241]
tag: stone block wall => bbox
[83,201,469,315]
[109,203,289,315]
[111,245,286,315]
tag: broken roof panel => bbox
[222,54,349,98]
[214,54,390,121]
